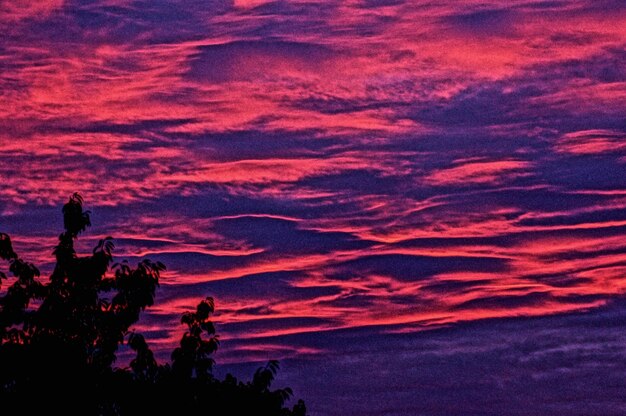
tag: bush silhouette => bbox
[0,193,306,415]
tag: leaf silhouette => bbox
[0,194,306,415]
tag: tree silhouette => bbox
[0,193,306,415]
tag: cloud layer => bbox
[1,0,625,414]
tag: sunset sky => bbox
[1,0,626,414]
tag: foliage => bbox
[0,193,306,415]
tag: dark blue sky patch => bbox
[210,215,375,254]
[217,300,626,416]
[330,254,507,282]
[443,8,518,37]
[159,270,341,303]
[187,41,336,83]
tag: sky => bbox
[1,0,626,414]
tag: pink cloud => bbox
[555,129,626,155]
[424,159,532,186]
[0,0,63,23]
